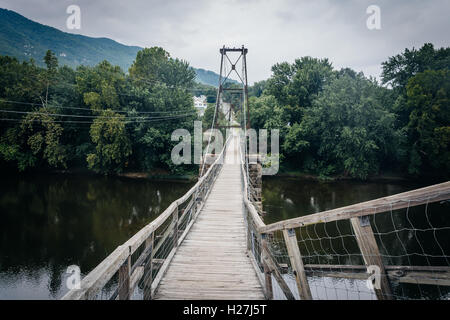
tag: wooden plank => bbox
[299,266,450,285]
[261,240,295,300]
[307,271,370,280]
[305,264,450,273]
[248,251,266,289]
[282,229,312,300]
[129,266,144,294]
[350,216,393,300]
[261,181,450,233]
[118,253,130,300]
[143,232,154,300]
[260,236,273,299]
[388,271,450,286]
[173,206,179,248]
[154,134,264,300]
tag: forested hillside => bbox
[0,8,224,87]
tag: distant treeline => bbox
[0,43,448,180]
[248,43,449,180]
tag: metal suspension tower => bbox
[214,45,250,130]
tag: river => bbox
[262,177,449,300]
[0,173,194,299]
[0,175,448,299]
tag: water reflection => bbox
[262,177,450,300]
[0,174,193,299]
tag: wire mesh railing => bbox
[240,131,450,300]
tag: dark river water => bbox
[0,174,448,299]
[0,174,194,299]
[262,177,450,300]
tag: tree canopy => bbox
[1,43,448,181]
[0,48,200,175]
[247,43,449,180]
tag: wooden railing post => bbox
[260,233,273,300]
[261,239,296,300]
[143,233,154,300]
[173,206,179,248]
[118,246,131,300]
[282,228,312,300]
[350,216,393,300]
[246,219,252,252]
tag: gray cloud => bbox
[0,0,449,83]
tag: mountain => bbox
[194,68,238,87]
[0,8,232,87]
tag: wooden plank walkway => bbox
[154,134,265,300]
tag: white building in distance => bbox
[193,95,207,116]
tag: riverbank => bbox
[118,171,197,181]
[0,166,198,182]
[271,169,444,184]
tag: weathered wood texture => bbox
[154,135,265,300]
[261,181,450,233]
[350,216,393,300]
[282,229,312,300]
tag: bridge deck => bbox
[154,135,265,300]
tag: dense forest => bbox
[249,43,449,180]
[0,43,448,180]
[0,47,199,175]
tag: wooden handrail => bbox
[62,135,232,300]
[259,181,450,233]
[239,134,265,230]
[239,133,450,300]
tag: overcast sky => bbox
[1,0,449,83]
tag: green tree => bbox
[76,60,125,111]
[126,48,197,172]
[381,43,450,177]
[0,56,44,103]
[248,80,267,98]
[43,50,58,105]
[87,110,131,174]
[266,57,334,124]
[249,95,283,130]
[285,73,398,179]
[129,47,170,86]
[382,43,450,91]
[405,69,450,176]
[0,108,67,170]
